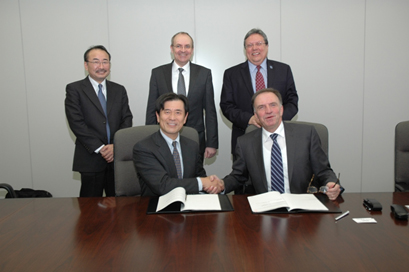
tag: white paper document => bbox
[247,191,328,213]
[156,187,221,212]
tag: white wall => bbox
[1,0,408,197]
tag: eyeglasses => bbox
[307,173,340,194]
[173,44,192,50]
[307,174,328,194]
[245,42,266,49]
[87,61,110,66]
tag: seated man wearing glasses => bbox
[221,88,341,200]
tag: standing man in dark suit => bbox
[220,28,299,156]
[145,32,218,162]
[65,45,133,197]
[135,93,223,196]
[222,89,341,200]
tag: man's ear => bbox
[183,112,189,124]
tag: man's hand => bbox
[100,144,114,163]
[325,182,341,200]
[201,175,225,194]
[204,147,217,159]
[249,114,261,128]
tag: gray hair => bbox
[171,32,194,49]
[243,28,269,48]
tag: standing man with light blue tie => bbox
[220,28,299,159]
[145,32,218,163]
[65,45,133,197]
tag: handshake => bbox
[201,175,225,194]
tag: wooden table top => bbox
[1,193,409,272]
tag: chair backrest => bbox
[245,120,329,156]
[395,121,409,191]
[114,125,199,196]
[0,183,17,198]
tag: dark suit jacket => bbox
[65,77,132,173]
[145,61,218,152]
[133,131,207,196]
[223,122,336,194]
[220,59,298,153]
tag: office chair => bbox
[0,183,17,198]
[114,125,199,196]
[245,120,329,155]
[395,121,409,192]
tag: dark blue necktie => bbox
[98,84,111,143]
[172,141,183,179]
[270,133,284,193]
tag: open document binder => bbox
[147,187,234,214]
[247,191,342,214]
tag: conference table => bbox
[1,193,409,271]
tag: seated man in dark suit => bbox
[134,93,223,196]
[222,88,341,200]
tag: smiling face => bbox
[171,33,194,67]
[254,92,283,133]
[156,100,188,140]
[245,33,268,66]
[84,49,110,83]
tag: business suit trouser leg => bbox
[80,164,115,197]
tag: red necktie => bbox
[255,65,265,92]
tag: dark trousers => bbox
[80,164,115,197]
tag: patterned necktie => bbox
[255,65,265,91]
[98,84,111,143]
[270,133,284,193]
[172,141,183,179]
[177,68,186,96]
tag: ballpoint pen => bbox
[335,210,349,221]
[332,173,340,188]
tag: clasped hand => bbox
[201,175,224,194]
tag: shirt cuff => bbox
[197,177,203,191]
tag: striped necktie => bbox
[172,141,183,179]
[270,133,284,193]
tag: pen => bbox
[332,173,340,188]
[335,210,349,221]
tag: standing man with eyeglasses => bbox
[145,32,218,163]
[65,45,133,197]
[220,28,299,159]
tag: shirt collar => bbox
[159,129,181,148]
[88,76,106,91]
[248,58,267,72]
[172,61,190,74]
[262,121,284,143]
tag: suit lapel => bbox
[266,59,275,88]
[188,62,199,98]
[240,61,254,97]
[251,129,269,192]
[164,62,173,92]
[81,78,105,115]
[283,122,296,187]
[180,136,194,178]
[105,80,117,115]
[153,131,179,178]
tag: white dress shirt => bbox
[261,122,290,193]
[172,61,190,95]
